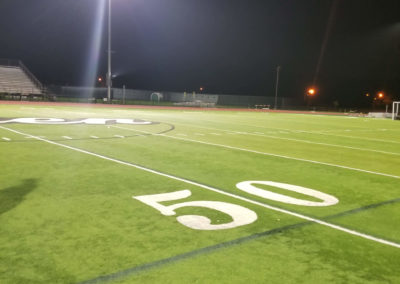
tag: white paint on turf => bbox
[1,125,399,249]
[163,122,400,156]
[236,181,338,207]
[2,137,11,141]
[111,125,400,179]
[134,189,258,230]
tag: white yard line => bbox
[249,133,400,156]
[2,137,11,141]
[111,125,400,179]
[62,136,73,140]
[172,117,400,140]
[90,135,99,139]
[310,131,400,145]
[1,125,399,249]
[223,121,400,144]
[165,122,400,156]
[114,135,125,138]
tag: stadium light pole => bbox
[107,0,112,103]
[274,65,281,110]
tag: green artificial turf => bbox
[0,103,399,283]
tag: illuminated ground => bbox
[0,102,399,283]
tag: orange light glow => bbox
[307,88,316,95]
[98,77,103,82]
[199,87,204,91]
[378,92,384,98]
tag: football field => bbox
[0,102,399,283]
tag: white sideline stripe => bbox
[114,135,125,138]
[62,136,72,140]
[2,137,11,141]
[90,136,99,139]
[111,125,400,179]
[1,125,399,249]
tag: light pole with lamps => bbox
[274,65,281,109]
[107,0,112,103]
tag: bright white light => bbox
[83,0,106,87]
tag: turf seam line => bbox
[111,125,400,179]
[78,197,400,284]
[77,222,310,284]
[2,125,399,249]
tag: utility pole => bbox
[107,0,112,103]
[123,85,126,104]
[274,65,281,109]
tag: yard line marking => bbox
[311,132,400,145]
[2,137,11,141]
[165,122,400,156]
[210,133,221,135]
[62,136,72,140]
[248,133,400,156]
[114,135,125,138]
[90,135,99,139]
[171,117,400,142]
[112,125,400,179]
[2,125,399,249]
[194,133,205,136]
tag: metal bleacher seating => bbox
[0,59,43,98]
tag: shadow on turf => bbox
[0,179,37,216]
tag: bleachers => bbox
[0,64,43,96]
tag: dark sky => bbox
[0,0,399,106]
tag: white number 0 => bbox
[133,189,258,230]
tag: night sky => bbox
[0,0,399,106]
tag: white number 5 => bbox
[133,190,257,230]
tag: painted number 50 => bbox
[133,181,338,231]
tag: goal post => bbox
[393,101,400,120]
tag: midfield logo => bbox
[0,118,155,125]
